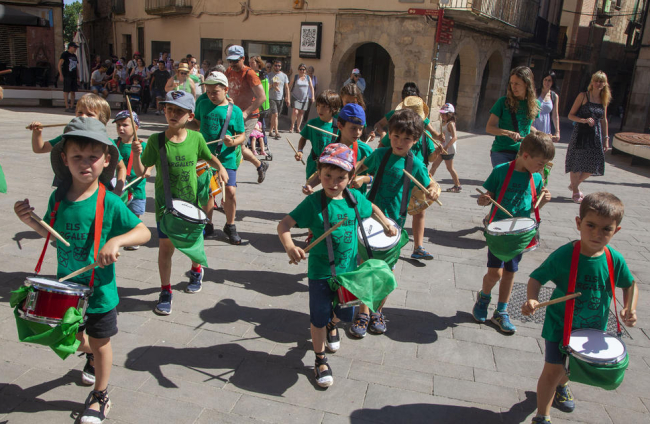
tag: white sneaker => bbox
[325,326,340,352]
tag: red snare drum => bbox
[523,231,540,253]
[337,286,362,308]
[21,277,90,325]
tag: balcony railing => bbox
[443,0,539,35]
[145,0,192,15]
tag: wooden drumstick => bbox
[25,123,68,130]
[122,176,143,192]
[125,95,139,142]
[0,69,12,75]
[307,124,338,138]
[365,135,373,144]
[476,188,514,218]
[403,170,443,206]
[534,193,545,210]
[534,292,582,309]
[304,220,345,254]
[205,138,224,146]
[371,212,393,233]
[285,137,305,165]
[424,131,448,155]
[59,253,120,282]
[29,211,70,247]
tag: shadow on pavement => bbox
[0,372,84,417]
[0,271,37,305]
[234,231,287,254]
[235,209,291,223]
[203,268,308,297]
[11,231,43,250]
[423,227,485,250]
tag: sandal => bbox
[572,192,584,204]
[80,388,111,424]
[446,185,462,193]
[314,353,333,388]
[325,321,340,352]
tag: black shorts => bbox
[441,153,455,160]
[63,76,78,93]
[78,308,118,339]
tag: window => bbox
[122,34,132,60]
[0,25,28,67]
[137,27,145,61]
[242,41,292,71]
[112,0,125,14]
[200,38,222,68]
[151,41,171,63]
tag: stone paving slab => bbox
[0,108,648,423]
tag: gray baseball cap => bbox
[200,71,228,87]
[159,90,196,113]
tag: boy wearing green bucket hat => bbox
[522,192,637,423]
[474,132,554,334]
[14,117,151,423]
[278,143,396,388]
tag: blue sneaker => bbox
[349,313,369,338]
[154,290,173,315]
[472,292,491,323]
[491,310,516,333]
[368,312,387,334]
[553,383,575,412]
[185,267,204,293]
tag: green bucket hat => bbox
[51,117,119,187]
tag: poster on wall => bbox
[299,22,322,59]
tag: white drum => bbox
[567,329,627,365]
[358,217,400,251]
[485,217,537,236]
[171,199,208,224]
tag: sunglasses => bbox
[299,68,306,71]
[228,59,240,64]
[179,72,188,75]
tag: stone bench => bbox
[612,133,650,165]
[1,86,123,108]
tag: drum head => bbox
[172,200,207,221]
[25,277,90,293]
[486,217,537,236]
[358,217,400,251]
[568,329,627,363]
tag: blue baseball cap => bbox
[112,110,140,127]
[226,45,245,61]
[159,90,196,113]
[338,103,366,126]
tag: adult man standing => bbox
[58,42,79,112]
[266,60,290,139]
[343,68,366,93]
[224,45,269,183]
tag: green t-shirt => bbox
[195,101,245,169]
[384,109,430,126]
[483,161,543,222]
[364,147,430,228]
[116,138,147,200]
[49,135,124,162]
[489,96,541,153]
[301,117,337,179]
[351,140,374,195]
[141,130,213,221]
[530,243,634,342]
[290,189,373,280]
[45,187,142,314]
[380,132,435,165]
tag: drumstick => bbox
[285,137,305,165]
[535,292,582,309]
[25,123,68,130]
[534,193,545,210]
[365,135,373,144]
[122,176,143,191]
[0,69,12,76]
[403,170,443,206]
[424,131,448,155]
[307,124,338,138]
[371,212,392,233]
[59,253,120,282]
[125,95,139,143]
[304,220,345,254]
[29,211,70,247]
[476,188,514,218]
[206,138,224,146]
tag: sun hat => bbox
[112,110,140,127]
[338,103,366,126]
[395,96,429,120]
[159,90,196,113]
[439,103,455,114]
[177,63,190,73]
[51,117,119,186]
[319,143,355,172]
[226,45,245,61]
[200,72,228,87]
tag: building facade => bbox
[623,0,650,132]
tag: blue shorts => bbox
[490,150,517,168]
[156,221,167,239]
[91,85,106,93]
[487,249,522,273]
[225,168,237,188]
[545,340,567,365]
[308,278,355,328]
[128,198,146,216]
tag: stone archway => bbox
[475,49,504,131]
[444,40,481,131]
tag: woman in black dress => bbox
[566,71,611,203]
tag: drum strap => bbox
[117,138,134,176]
[488,160,539,224]
[562,242,622,348]
[344,188,373,261]
[216,103,233,150]
[421,133,429,167]
[157,132,175,211]
[367,148,413,219]
[88,183,106,290]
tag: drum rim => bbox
[486,218,537,236]
[25,278,91,296]
[170,199,209,224]
[567,328,628,364]
[358,217,400,251]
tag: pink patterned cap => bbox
[319,143,355,172]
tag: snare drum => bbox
[337,286,363,308]
[197,161,222,197]
[196,160,209,177]
[170,199,209,224]
[484,217,538,262]
[357,217,404,267]
[20,277,90,325]
[407,179,441,216]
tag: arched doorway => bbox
[443,43,480,130]
[475,51,504,131]
[445,56,460,107]
[337,43,394,126]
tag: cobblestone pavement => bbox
[0,107,648,423]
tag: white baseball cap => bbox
[439,103,455,113]
[200,71,228,87]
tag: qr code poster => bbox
[299,22,322,59]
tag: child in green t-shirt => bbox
[522,192,637,424]
[474,133,555,334]
[194,72,246,244]
[15,117,150,423]
[350,108,439,338]
[295,89,342,180]
[132,90,228,314]
[113,111,150,246]
[278,143,396,388]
